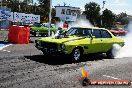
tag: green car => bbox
[30,23,57,36]
[35,27,124,61]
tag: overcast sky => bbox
[34,0,132,15]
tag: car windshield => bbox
[42,23,49,27]
[67,28,92,37]
[41,23,55,28]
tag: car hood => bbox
[38,36,85,44]
[31,27,46,29]
[31,27,57,30]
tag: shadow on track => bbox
[25,55,72,65]
[82,54,107,62]
[0,41,10,44]
[25,53,108,65]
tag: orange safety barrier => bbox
[8,25,30,44]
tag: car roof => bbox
[71,26,106,30]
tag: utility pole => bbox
[101,0,106,26]
[34,3,36,14]
[48,0,52,36]
[18,0,20,12]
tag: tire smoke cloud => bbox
[113,21,132,58]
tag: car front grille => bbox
[40,41,58,49]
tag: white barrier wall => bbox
[55,6,80,22]
[0,10,40,23]
[0,10,11,21]
[9,12,14,21]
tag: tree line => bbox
[1,0,131,28]
[1,0,49,15]
[83,2,131,28]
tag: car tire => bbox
[36,32,40,37]
[106,49,114,59]
[71,48,82,62]
[33,32,37,37]
[106,44,122,59]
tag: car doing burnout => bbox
[35,27,124,61]
[109,28,128,36]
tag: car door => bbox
[100,30,113,52]
[88,29,102,53]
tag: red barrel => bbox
[8,25,19,43]
[8,26,30,44]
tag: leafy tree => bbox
[5,0,20,12]
[37,0,50,16]
[4,0,32,12]
[116,12,129,25]
[84,2,101,26]
[19,0,33,13]
[23,0,33,5]
[102,9,116,28]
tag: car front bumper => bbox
[35,44,68,55]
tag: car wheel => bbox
[106,44,122,59]
[36,32,39,36]
[33,32,36,37]
[72,48,82,62]
[40,33,44,37]
[106,49,114,59]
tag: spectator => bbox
[63,21,68,29]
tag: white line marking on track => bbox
[0,44,12,50]
[7,51,11,52]
[103,75,120,80]
[2,50,11,52]
[3,50,7,51]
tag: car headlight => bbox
[60,44,65,50]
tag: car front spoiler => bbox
[35,45,68,55]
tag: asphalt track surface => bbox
[0,31,132,88]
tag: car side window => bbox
[76,29,83,35]
[70,28,78,35]
[92,29,101,38]
[101,30,112,38]
[83,29,92,37]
